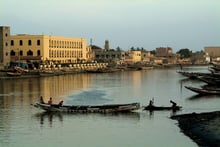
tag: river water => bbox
[0,66,219,147]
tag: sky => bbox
[1,0,220,51]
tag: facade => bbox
[94,49,125,63]
[0,26,11,68]
[10,34,87,63]
[155,47,173,57]
[204,46,220,58]
[124,51,141,63]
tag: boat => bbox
[6,72,22,77]
[33,102,140,113]
[185,86,220,95]
[197,76,220,85]
[143,105,182,111]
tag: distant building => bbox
[104,40,109,50]
[155,47,178,64]
[124,51,141,63]
[204,46,220,58]
[0,26,11,68]
[155,47,173,57]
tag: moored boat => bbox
[33,102,140,113]
[185,86,220,95]
[6,72,22,77]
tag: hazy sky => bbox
[1,0,220,51]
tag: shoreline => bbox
[171,111,220,146]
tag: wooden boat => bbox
[177,71,210,79]
[6,72,22,77]
[197,76,220,85]
[143,105,182,111]
[185,86,220,95]
[33,102,140,113]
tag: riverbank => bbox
[171,111,220,146]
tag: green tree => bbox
[176,48,192,58]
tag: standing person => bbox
[48,97,53,105]
[40,96,45,104]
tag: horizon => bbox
[1,0,220,52]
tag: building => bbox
[0,26,11,69]
[155,47,173,57]
[10,34,87,64]
[204,46,220,58]
[124,51,141,63]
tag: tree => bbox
[116,46,121,51]
[176,48,192,58]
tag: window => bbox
[28,40,32,46]
[10,50,15,56]
[37,50,41,56]
[19,50,23,56]
[11,40,14,46]
[5,42,8,46]
[5,33,8,37]
[19,40,23,46]
[27,50,33,56]
[37,40,40,46]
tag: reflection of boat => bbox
[33,102,140,113]
[143,105,182,111]
[39,71,55,77]
[185,86,220,95]
[6,72,22,76]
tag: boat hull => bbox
[143,105,182,111]
[33,102,140,113]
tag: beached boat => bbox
[143,105,182,111]
[33,102,140,113]
[185,86,220,95]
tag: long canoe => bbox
[33,102,140,113]
[143,105,182,111]
[185,86,220,95]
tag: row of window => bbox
[11,40,41,46]
[10,50,41,56]
[49,50,83,58]
[49,40,83,49]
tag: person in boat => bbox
[48,97,53,105]
[170,100,177,108]
[40,96,45,104]
[58,100,63,106]
[148,98,154,107]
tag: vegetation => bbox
[176,48,192,58]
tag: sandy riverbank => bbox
[171,111,220,146]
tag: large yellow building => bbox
[10,34,88,63]
[204,46,220,58]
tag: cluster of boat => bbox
[178,62,220,95]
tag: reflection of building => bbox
[10,34,87,63]
[0,26,11,69]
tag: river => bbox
[0,66,219,147]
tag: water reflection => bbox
[34,112,140,127]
